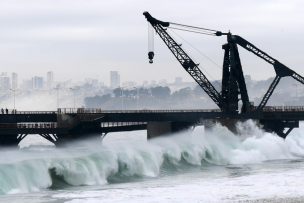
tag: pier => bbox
[0,106,303,145]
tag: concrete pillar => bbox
[0,134,19,146]
[57,114,79,129]
[147,121,194,139]
[147,122,172,139]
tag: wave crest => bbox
[0,120,303,195]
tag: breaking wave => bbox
[0,120,303,195]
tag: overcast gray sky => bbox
[0,0,303,84]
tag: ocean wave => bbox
[0,120,303,195]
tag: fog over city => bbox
[0,0,303,84]
[0,69,303,111]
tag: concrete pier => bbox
[0,107,303,146]
[147,121,194,139]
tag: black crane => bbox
[143,12,223,109]
[143,12,304,114]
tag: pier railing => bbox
[17,122,57,129]
[57,107,304,114]
[0,109,56,115]
[57,108,222,114]
[101,122,147,128]
[262,106,304,112]
[1,106,304,115]
[0,122,57,129]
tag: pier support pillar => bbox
[260,120,299,139]
[147,121,193,139]
[0,134,19,146]
[147,122,172,139]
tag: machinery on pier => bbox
[143,12,304,138]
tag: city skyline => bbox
[0,0,303,84]
[0,70,195,92]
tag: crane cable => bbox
[170,22,218,33]
[169,29,220,81]
[169,29,222,70]
[168,27,217,36]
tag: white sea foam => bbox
[0,120,303,195]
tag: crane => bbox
[143,12,223,109]
[143,12,304,114]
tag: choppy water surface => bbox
[1,120,304,203]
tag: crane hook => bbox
[148,51,154,64]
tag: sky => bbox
[0,0,303,85]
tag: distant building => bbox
[32,76,44,89]
[11,72,18,89]
[122,81,137,88]
[0,73,11,91]
[159,79,168,86]
[142,80,149,87]
[46,71,54,89]
[21,79,32,90]
[150,80,157,86]
[110,71,120,89]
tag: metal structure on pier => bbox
[1,107,304,145]
[143,12,304,138]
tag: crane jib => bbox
[143,12,223,109]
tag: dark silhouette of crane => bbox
[143,11,304,138]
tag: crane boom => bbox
[231,35,276,65]
[143,12,223,109]
[292,73,304,85]
[230,35,304,109]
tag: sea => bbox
[1,120,304,203]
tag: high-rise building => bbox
[110,71,120,89]
[21,79,32,90]
[47,71,54,89]
[11,72,18,89]
[32,76,44,89]
[0,72,11,91]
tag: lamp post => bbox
[133,87,139,109]
[121,87,124,110]
[9,88,16,110]
[136,87,139,109]
[54,85,60,109]
[70,87,77,109]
